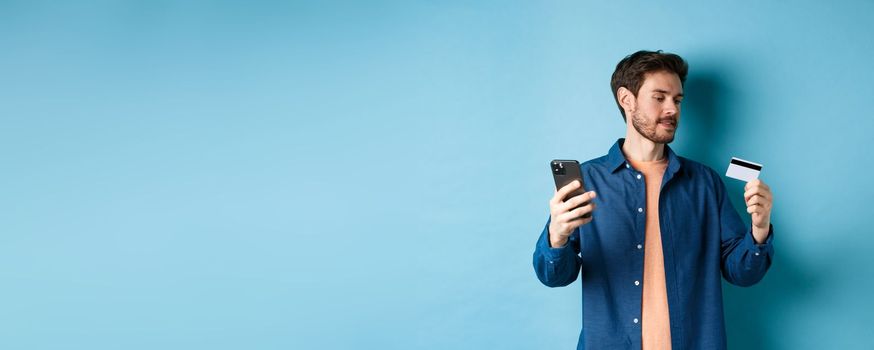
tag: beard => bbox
[630,110,678,144]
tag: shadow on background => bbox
[681,70,818,349]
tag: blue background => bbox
[2,1,873,349]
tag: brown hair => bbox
[610,50,688,121]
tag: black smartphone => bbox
[550,159,590,219]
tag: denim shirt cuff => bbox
[745,224,774,257]
[538,223,575,261]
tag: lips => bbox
[658,119,676,129]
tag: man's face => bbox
[629,70,684,144]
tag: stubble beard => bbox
[631,110,676,144]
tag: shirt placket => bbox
[627,161,647,335]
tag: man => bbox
[532,50,774,349]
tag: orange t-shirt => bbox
[627,157,672,350]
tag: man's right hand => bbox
[548,180,597,248]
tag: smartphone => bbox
[550,159,591,219]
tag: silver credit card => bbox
[726,157,762,182]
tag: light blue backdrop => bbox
[2,1,872,349]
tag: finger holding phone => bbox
[549,160,597,248]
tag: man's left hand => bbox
[744,179,773,244]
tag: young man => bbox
[532,50,774,349]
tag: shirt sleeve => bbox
[716,174,775,287]
[532,216,582,287]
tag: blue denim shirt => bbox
[533,139,774,349]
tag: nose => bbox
[664,104,678,117]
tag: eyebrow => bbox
[653,89,684,97]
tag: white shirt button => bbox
[626,163,630,168]
[754,252,760,256]
[636,174,642,179]
[634,280,640,286]
[638,208,643,213]
[633,318,639,324]
[637,244,643,249]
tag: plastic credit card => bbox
[725,157,762,182]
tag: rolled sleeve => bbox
[722,224,774,286]
[533,219,582,287]
[746,224,775,257]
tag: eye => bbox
[675,99,682,105]
[654,96,665,102]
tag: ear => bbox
[617,86,637,114]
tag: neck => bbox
[622,126,666,162]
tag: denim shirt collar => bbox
[607,138,683,181]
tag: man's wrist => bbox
[752,224,770,244]
[549,235,569,248]
[547,226,569,248]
